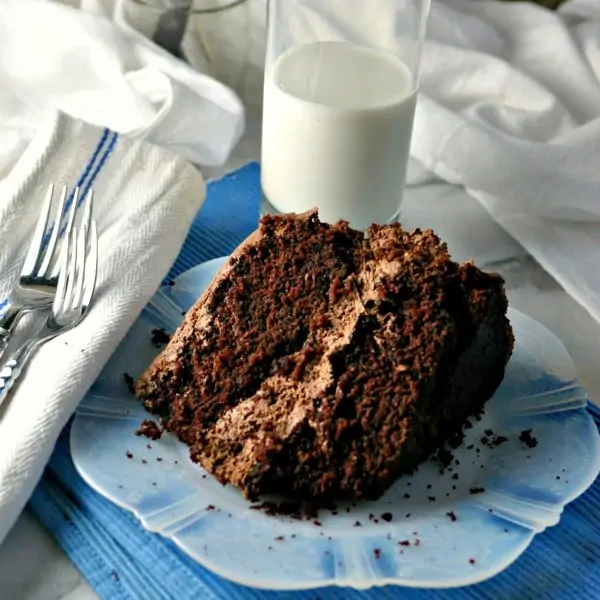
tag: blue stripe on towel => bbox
[59,130,119,237]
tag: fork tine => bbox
[21,184,54,277]
[64,187,80,238]
[51,226,72,316]
[63,222,78,312]
[81,219,98,311]
[50,186,81,280]
[73,190,93,311]
[73,225,86,314]
[38,186,67,279]
[81,189,93,241]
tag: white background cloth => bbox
[0,0,245,168]
[1,0,600,552]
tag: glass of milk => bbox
[261,0,430,230]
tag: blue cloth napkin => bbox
[29,163,600,600]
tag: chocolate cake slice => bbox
[136,210,514,503]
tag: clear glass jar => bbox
[261,0,430,230]
[122,0,257,95]
[188,0,255,92]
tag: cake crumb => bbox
[135,420,162,440]
[519,429,538,448]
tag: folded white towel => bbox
[0,0,245,167]
[412,0,600,325]
[0,112,206,543]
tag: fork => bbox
[0,184,93,354]
[0,215,98,407]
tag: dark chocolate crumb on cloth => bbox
[135,211,514,506]
[135,419,163,440]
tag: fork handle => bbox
[0,339,38,409]
[0,301,49,357]
[0,304,24,346]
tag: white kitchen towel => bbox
[413,0,600,326]
[0,0,245,167]
[0,111,206,543]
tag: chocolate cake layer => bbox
[136,210,514,502]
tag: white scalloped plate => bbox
[71,257,600,591]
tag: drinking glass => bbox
[261,0,430,230]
